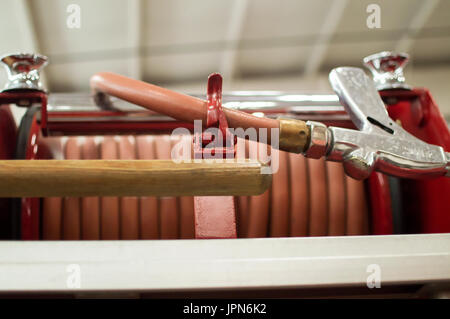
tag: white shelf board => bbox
[0,233,449,293]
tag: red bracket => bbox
[194,73,236,159]
[193,73,237,239]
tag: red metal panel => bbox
[382,89,450,233]
[194,197,237,239]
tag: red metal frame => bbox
[0,104,17,159]
[10,81,450,238]
[45,114,356,137]
[0,91,47,134]
[381,88,450,233]
[0,91,46,240]
[21,115,41,240]
[47,120,194,136]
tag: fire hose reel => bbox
[2,51,448,184]
[0,51,449,239]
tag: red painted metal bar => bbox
[0,105,17,238]
[367,172,393,235]
[194,74,237,239]
[21,115,41,240]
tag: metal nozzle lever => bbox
[302,67,449,180]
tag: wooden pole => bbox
[0,160,271,197]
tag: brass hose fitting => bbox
[278,118,310,153]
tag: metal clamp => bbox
[0,52,48,92]
[193,73,236,159]
[303,67,449,180]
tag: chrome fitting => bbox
[363,51,410,91]
[304,121,329,159]
[0,52,48,92]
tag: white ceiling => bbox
[0,0,449,92]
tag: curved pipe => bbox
[90,72,280,143]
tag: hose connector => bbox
[278,118,309,153]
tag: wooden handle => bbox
[0,160,271,197]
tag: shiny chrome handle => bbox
[301,67,449,180]
[328,67,448,179]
